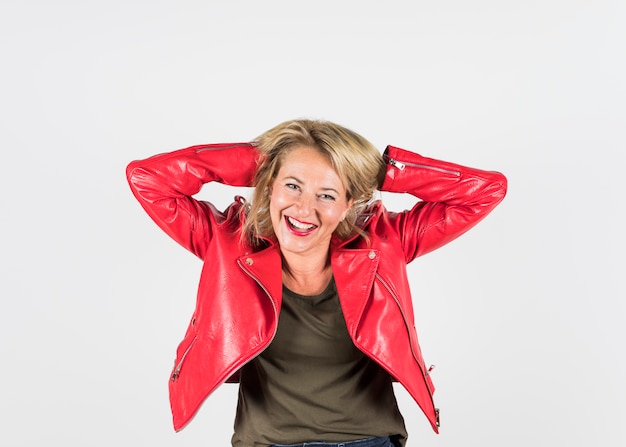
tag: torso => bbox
[231,277,407,446]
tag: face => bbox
[269,146,353,259]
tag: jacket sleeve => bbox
[379,145,507,262]
[126,143,260,259]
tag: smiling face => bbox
[269,146,353,260]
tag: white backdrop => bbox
[1,1,624,446]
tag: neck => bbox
[281,250,332,296]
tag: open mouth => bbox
[285,216,317,235]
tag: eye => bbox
[285,183,300,190]
[319,193,336,201]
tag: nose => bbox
[296,193,315,217]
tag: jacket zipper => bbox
[375,273,436,391]
[236,259,280,350]
[388,158,460,177]
[195,144,249,153]
[171,336,198,381]
[375,272,439,426]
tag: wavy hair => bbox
[242,119,384,247]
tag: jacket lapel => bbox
[237,246,284,313]
[331,248,379,336]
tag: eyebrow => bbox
[283,176,341,195]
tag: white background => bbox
[1,1,624,446]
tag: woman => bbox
[126,119,507,447]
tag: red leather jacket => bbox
[126,143,507,434]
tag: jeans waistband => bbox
[271,435,391,447]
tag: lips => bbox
[285,216,317,235]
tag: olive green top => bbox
[232,277,407,447]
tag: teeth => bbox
[287,216,315,230]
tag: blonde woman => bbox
[126,119,507,447]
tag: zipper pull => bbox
[388,158,406,170]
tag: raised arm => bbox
[379,145,507,262]
[126,143,260,258]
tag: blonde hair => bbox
[242,119,384,247]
